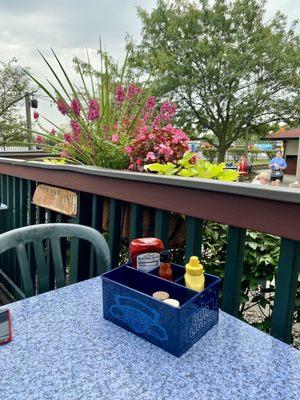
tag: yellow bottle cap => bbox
[190,256,200,267]
[186,256,204,276]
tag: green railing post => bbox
[7,176,14,281]
[0,203,8,273]
[185,217,203,263]
[271,238,300,343]
[20,179,28,228]
[129,204,143,242]
[89,194,103,277]
[69,192,93,282]
[27,181,37,283]
[108,199,122,268]
[13,177,21,229]
[221,226,246,316]
[155,209,169,248]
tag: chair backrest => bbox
[0,223,111,298]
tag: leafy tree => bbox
[0,59,31,146]
[249,123,280,140]
[129,0,300,161]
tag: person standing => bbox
[245,154,252,173]
[269,150,287,182]
[237,155,248,175]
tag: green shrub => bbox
[144,151,239,181]
[248,149,262,162]
[201,148,218,163]
[228,148,245,163]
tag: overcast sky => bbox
[0,0,299,127]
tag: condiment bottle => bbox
[129,238,164,272]
[184,256,205,292]
[159,250,172,280]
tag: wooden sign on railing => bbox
[32,184,77,217]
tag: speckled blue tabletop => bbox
[0,277,299,400]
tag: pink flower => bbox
[138,133,146,141]
[60,150,68,157]
[57,98,69,115]
[146,96,156,109]
[148,133,155,140]
[35,135,43,144]
[153,115,161,127]
[50,128,56,135]
[88,99,100,121]
[70,120,82,135]
[189,154,199,164]
[136,158,143,166]
[137,126,147,141]
[115,86,126,103]
[125,146,133,154]
[110,134,119,143]
[170,127,189,144]
[64,133,72,143]
[70,98,81,116]
[139,126,148,135]
[146,152,156,161]
[142,111,151,122]
[127,83,141,98]
[128,163,135,170]
[33,111,39,120]
[160,101,177,121]
[158,144,174,157]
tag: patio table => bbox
[0,276,299,400]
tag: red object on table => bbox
[129,238,164,269]
[159,250,172,281]
[237,160,247,175]
[0,309,13,345]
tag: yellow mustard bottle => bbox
[184,256,205,292]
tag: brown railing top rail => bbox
[0,157,300,241]
[0,152,54,160]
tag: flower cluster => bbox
[88,99,100,121]
[70,120,82,141]
[127,124,190,171]
[115,83,141,103]
[160,101,176,121]
[70,99,81,116]
[50,80,188,170]
[31,49,193,171]
[57,98,69,115]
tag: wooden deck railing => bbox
[0,156,299,344]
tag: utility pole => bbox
[245,123,249,155]
[296,139,300,181]
[25,92,32,149]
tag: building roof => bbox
[268,128,300,140]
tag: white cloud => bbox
[0,0,298,129]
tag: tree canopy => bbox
[129,0,300,161]
[0,59,31,146]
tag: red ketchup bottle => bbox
[129,238,164,272]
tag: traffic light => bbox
[30,99,38,108]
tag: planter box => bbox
[101,264,221,357]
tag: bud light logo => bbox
[187,301,213,341]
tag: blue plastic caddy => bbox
[101,264,221,357]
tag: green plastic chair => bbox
[0,223,111,298]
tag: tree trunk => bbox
[217,146,227,163]
[245,125,249,155]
